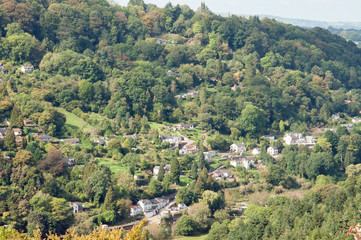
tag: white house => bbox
[252,148,261,155]
[179,144,199,155]
[92,138,106,145]
[230,143,247,153]
[352,118,361,123]
[230,157,255,170]
[19,65,34,73]
[63,157,76,166]
[179,123,194,130]
[331,113,340,120]
[135,197,170,218]
[178,203,187,210]
[203,151,216,162]
[12,128,22,136]
[159,134,183,144]
[284,133,316,146]
[130,205,143,216]
[211,167,233,181]
[267,146,279,155]
[69,202,83,214]
[144,209,157,218]
[138,199,153,211]
[154,197,169,209]
[283,133,303,145]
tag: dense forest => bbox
[1,0,361,239]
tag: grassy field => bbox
[149,122,165,130]
[96,158,128,175]
[179,175,194,187]
[209,161,221,171]
[56,108,96,134]
[174,234,208,240]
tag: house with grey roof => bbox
[19,64,34,73]
[0,128,7,139]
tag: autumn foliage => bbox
[0,219,149,240]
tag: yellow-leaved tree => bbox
[0,219,148,240]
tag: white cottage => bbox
[69,202,83,214]
[267,146,279,155]
[230,143,247,153]
[159,134,183,144]
[203,151,217,162]
[130,205,143,216]
[230,157,255,170]
[283,133,303,145]
[19,65,34,73]
[252,148,261,155]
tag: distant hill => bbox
[217,13,361,47]
[218,13,361,30]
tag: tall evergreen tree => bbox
[158,163,165,181]
[4,128,16,151]
[195,167,208,196]
[21,136,27,149]
[103,186,116,211]
[197,152,205,169]
[170,158,181,184]
[191,162,198,179]
[10,105,24,128]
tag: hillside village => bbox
[1,108,360,226]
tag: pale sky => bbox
[114,0,361,22]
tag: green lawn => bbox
[179,175,194,187]
[96,158,129,175]
[210,162,221,170]
[149,122,165,130]
[174,234,208,240]
[56,108,96,134]
[207,87,218,92]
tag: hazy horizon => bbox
[114,0,361,23]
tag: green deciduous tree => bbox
[13,149,34,167]
[201,190,225,213]
[149,178,162,197]
[238,104,268,137]
[175,215,198,236]
[50,197,74,234]
[188,202,211,230]
[207,220,230,240]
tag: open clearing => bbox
[56,108,96,134]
